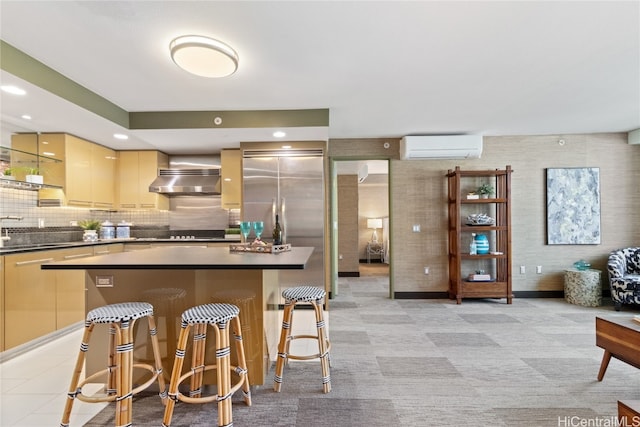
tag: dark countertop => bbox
[0,238,241,255]
[41,246,314,270]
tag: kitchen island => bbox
[42,245,314,386]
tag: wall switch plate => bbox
[424,267,429,275]
[413,224,420,232]
[520,265,526,274]
[536,265,542,274]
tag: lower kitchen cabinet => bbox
[55,247,95,330]
[4,250,58,349]
[2,246,98,351]
[0,256,5,351]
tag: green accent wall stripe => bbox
[1,40,329,131]
[1,40,129,128]
[129,109,329,129]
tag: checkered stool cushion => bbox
[181,303,239,325]
[282,286,326,303]
[86,302,154,324]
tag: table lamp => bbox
[367,218,382,243]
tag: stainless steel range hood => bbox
[149,169,221,195]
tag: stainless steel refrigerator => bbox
[242,150,325,291]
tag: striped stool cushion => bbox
[86,302,154,324]
[282,286,326,303]
[181,303,239,325]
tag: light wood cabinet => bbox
[55,247,95,330]
[0,256,4,351]
[1,245,118,351]
[221,148,242,209]
[117,150,169,209]
[12,133,116,207]
[64,135,94,206]
[447,166,513,304]
[91,144,117,208]
[4,250,58,349]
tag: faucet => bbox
[0,215,24,248]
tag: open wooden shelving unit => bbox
[446,165,513,304]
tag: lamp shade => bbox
[367,218,382,229]
[170,35,239,78]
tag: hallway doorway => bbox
[331,159,390,298]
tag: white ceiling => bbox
[1,1,638,155]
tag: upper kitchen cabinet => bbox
[91,143,117,208]
[221,148,242,209]
[8,134,62,183]
[11,133,116,207]
[117,150,169,210]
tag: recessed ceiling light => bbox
[273,131,286,138]
[113,133,129,140]
[1,85,26,95]
[42,151,55,156]
[21,114,32,120]
[170,35,239,78]
[281,145,292,149]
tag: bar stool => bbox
[60,302,166,427]
[163,303,252,427]
[273,286,331,394]
[141,287,188,375]
[211,289,260,384]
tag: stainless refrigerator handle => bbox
[281,197,286,243]
[272,198,277,227]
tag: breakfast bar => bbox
[42,245,315,386]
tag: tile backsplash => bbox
[1,187,169,229]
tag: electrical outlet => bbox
[520,265,526,274]
[413,224,421,232]
[339,254,343,260]
[536,265,542,274]
[424,266,429,275]
[96,275,114,287]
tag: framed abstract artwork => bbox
[546,167,601,245]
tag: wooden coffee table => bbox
[596,316,640,381]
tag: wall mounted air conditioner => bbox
[400,135,483,160]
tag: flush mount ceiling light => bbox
[170,35,239,78]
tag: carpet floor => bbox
[86,264,640,426]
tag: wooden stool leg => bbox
[107,325,118,396]
[147,314,167,402]
[60,323,94,426]
[115,319,136,427]
[312,300,331,393]
[274,301,295,392]
[232,316,252,406]
[190,323,207,398]
[215,322,232,427]
[163,321,191,427]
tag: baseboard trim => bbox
[0,321,83,363]
[394,291,449,299]
[393,290,582,299]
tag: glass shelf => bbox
[0,177,62,191]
